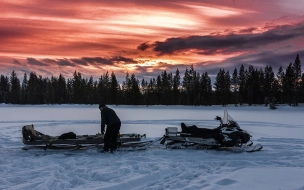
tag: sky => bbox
[0,0,304,82]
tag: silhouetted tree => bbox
[9,70,20,104]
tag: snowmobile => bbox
[160,110,262,152]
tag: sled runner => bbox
[22,124,144,150]
[160,110,263,152]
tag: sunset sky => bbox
[1,0,303,82]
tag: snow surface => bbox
[0,104,304,190]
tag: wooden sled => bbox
[22,124,143,150]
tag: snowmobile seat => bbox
[181,123,220,139]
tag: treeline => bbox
[0,54,303,106]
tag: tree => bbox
[20,73,28,104]
[172,69,181,105]
[121,72,131,104]
[160,70,173,105]
[214,69,230,106]
[10,70,20,104]
[130,73,141,105]
[200,72,212,106]
[300,73,304,103]
[231,68,239,106]
[86,76,94,105]
[110,72,119,105]
[27,72,39,104]
[182,65,197,105]
[263,65,275,101]
[292,54,301,106]
[283,63,295,106]
[0,75,10,103]
[141,78,148,105]
[71,71,83,104]
[238,65,246,105]
[276,66,284,104]
[57,74,67,104]
[147,78,156,105]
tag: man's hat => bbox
[99,103,106,108]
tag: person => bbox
[99,103,121,152]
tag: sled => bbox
[22,124,143,150]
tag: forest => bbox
[1,54,303,107]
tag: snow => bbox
[1,104,304,190]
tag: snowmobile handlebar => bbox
[215,116,223,125]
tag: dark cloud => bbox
[43,59,59,64]
[25,56,137,68]
[57,59,74,66]
[0,27,28,41]
[110,56,137,64]
[144,22,304,55]
[238,27,258,33]
[42,58,75,66]
[82,57,113,65]
[71,59,88,66]
[13,59,21,65]
[137,42,150,51]
[27,58,49,66]
[81,56,137,65]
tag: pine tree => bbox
[263,65,275,102]
[141,78,148,105]
[9,70,20,104]
[49,75,57,104]
[0,75,10,103]
[214,69,230,106]
[172,69,180,105]
[182,65,197,105]
[121,72,131,104]
[72,71,83,104]
[231,68,239,106]
[66,78,73,104]
[300,73,304,103]
[58,74,67,104]
[276,66,284,104]
[110,72,119,105]
[283,63,295,106]
[257,68,264,104]
[20,73,28,104]
[160,70,173,105]
[224,70,231,106]
[206,73,212,106]
[27,72,39,104]
[200,72,212,106]
[292,54,301,106]
[130,73,141,105]
[238,65,246,105]
[86,76,94,105]
[147,78,156,105]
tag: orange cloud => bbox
[0,0,303,80]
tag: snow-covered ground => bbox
[0,104,304,190]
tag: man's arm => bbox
[101,111,105,134]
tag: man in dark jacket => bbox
[99,103,121,152]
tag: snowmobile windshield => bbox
[222,110,240,128]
